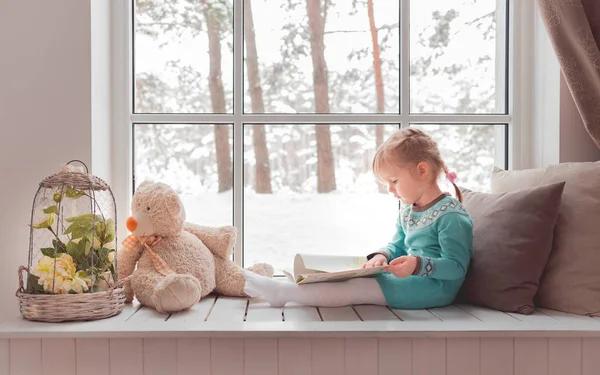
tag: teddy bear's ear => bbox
[136,180,154,191]
[166,194,184,218]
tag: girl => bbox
[243,128,473,309]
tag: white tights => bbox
[243,270,387,307]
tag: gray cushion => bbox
[492,162,600,316]
[459,182,565,314]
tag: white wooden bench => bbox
[1,296,600,375]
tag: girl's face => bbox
[378,161,428,205]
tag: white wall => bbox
[0,0,92,319]
[91,0,113,182]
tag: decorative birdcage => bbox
[16,160,125,322]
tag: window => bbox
[126,0,511,273]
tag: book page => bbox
[297,265,385,284]
[296,253,368,274]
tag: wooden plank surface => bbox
[245,299,283,322]
[480,338,514,375]
[346,338,378,375]
[143,338,177,375]
[166,296,216,324]
[109,338,143,375]
[514,338,548,375]
[548,338,582,375]
[430,305,481,322]
[447,338,480,375]
[244,338,278,375]
[412,338,446,375]
[392,308,440,322]
[283,303,321,322]
[279,338,311,375]
[582,338,600,375]
[319,306,360,321]
[353,305,400,321]
[211,338,244,375]
[457,304,519,323]
[378,338,412,375]
[10,339,42,375]
[42,338,76,375]
[176,338,211,375]
[206,297,248,322]
[0,339,7,375]
[76,339,110,375]
[311,338,344,375]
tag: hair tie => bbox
[446,171,457,184]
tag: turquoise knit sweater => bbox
[368,193,473,309]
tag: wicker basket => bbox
[17,266,126,323]
[18,160,126,323]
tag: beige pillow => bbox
[459,183,565,314]
[492,162,600,316]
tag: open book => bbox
[282,253,386,284]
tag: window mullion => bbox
[233,0,244,267]
[400,0,410,119]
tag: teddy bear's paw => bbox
[246,263,274,278]
[153,274,202,313]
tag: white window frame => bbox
[111,0,530,267]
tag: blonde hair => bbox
[372,128,463,202]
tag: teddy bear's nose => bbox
[126,216,138,232]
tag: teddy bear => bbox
[117,181,273,313]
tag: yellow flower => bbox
[32,254,78,294]
[62,271,91,294]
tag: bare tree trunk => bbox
[368,0,385,114]
[203,1,231,191]
[306,0,336,193]
[315,125,336,192]
[368,0,387,193]
[214,126,232,192]
[202,1,231,192]
[203,1,226,114]
[244,0,272,194]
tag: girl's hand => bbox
[385,256,418,278]
[362,254,388,268]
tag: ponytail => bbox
[444,169,462,202]
[452,181,463,203]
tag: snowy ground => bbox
[180,191,400,274]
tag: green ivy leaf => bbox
[32,214,54,229]
[53,192,62,203]
[78,259,90,271]
[65,188,85,199]
[97,248,110,263]
[104,218,115,244]
[40,247,56,257]
[27,274,45,294]
[52,239,66,253]
[66,214,94,223]
[43,205,58,214]
[79,237,92,256]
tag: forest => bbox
[133,0,505,269]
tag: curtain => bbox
[537,0,600,148]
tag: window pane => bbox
[134,1,233,113]
[134,124,233,227]
[243,124,400,273]
[244,0,400,113]
[411,124,506,192]
[410,0,507,114]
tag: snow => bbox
[180,190,400,274]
